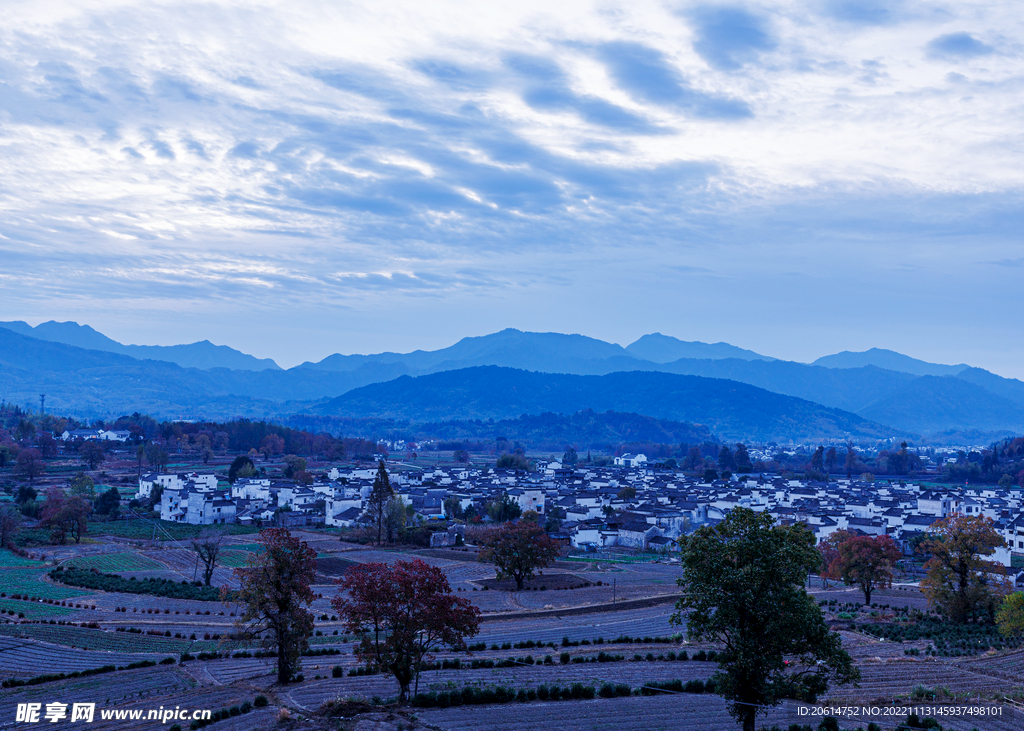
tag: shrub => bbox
[253,695,268,708]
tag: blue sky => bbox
[1,1,1022,376]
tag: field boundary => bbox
[481,593,679,622]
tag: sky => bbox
[1,1,1022,376]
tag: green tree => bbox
[717,445,734,472]
[94,486,122,519]
[844,441,857,478]
[479,521,559,590]
[486,493,521,523]
[828,534,902,605]
[996,592,1024,638]
[146,444,169,473]
[496,453,532,471]
[443,496,463,520]
[562,446,578,466]
[232,527,318,684]
[385,496,408,543]
[617,486,636,500]
[70,472,95,499]
[282,454,307,478]
[920,514,1009,623]
[734,444,753,473]
[366,460,394,545]
[228,455,256,483]
[672,508,858,731]
[810,446,825,473]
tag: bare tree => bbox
[191,531,224,586]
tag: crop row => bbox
[67,552,165,573]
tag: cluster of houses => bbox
[135,460,1024,572]
[61,428,132,442]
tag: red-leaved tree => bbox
[333,559,480,702]
[479,520,560,590]
[829,534,902,605]
[231,527,318,683]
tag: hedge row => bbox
[409,678,717,708]
[50,567,228,602]
[2,658,175,688]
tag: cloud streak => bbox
[0,0,1021,374]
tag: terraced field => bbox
[0,597,73,619]
[0,624,191,654]
[0,635,169,677]
[0,550,44,568]
[67,552,165,572]
[824,660,1021,704]
[0,566,90,600]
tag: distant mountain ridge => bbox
[0,320,281,372]
[812,348,968,376]
[1,321,1022,439]
[313,366,900,442]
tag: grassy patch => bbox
[90,520,258,541]
[217,549,253,568]
[0,568,88,600]
[0,550,45,568]
[67,552,165,573]
[0,597,73,619]
[0,624,190,653]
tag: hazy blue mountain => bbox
[856,375,1024,434]
[954,367,1024,408]
[625,333,774,363]
[0,320,281,372]
[300,328,634,373]
[812,348,967,377]
[315,366,900,442]
[285,410,716,451]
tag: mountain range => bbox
[1,321,1022,442]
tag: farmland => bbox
[0,536,1021,731]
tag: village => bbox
[139,455,1023,575]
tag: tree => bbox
[443,496,463,520]
[486,493,521,523]
[366,460,394,545]
[16,485,37,505]
[734,443,753,473]
[496,453,532,471]
[672,508,858,731]
[844,441,857,478]
[36,432,57,458]
[718,445,734,472]
[146,444,169,473]
[70,472,95,499]
[192,531,224,586]
[94,486,122,519]
[260,434,285,461]
[825,446,838,474]
[385,496,408,543]
[79,441,106,470]
[40,488,92,544]
[228,455,256,483]
[232,528,318,684]
[687,446,703,471]
[15,448,43,483]
[810,446,825,473]
[617,486,636,500]
[920,514,1009,623]
[0,504,22,548]
[828,534,902,605]
[816,530,852,589]
[562,446,578,466]
[452,449,469,463]
[479,521,560,590]
[282,454,307,479]
[996,592,1024,638]
[333,559,480,702]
